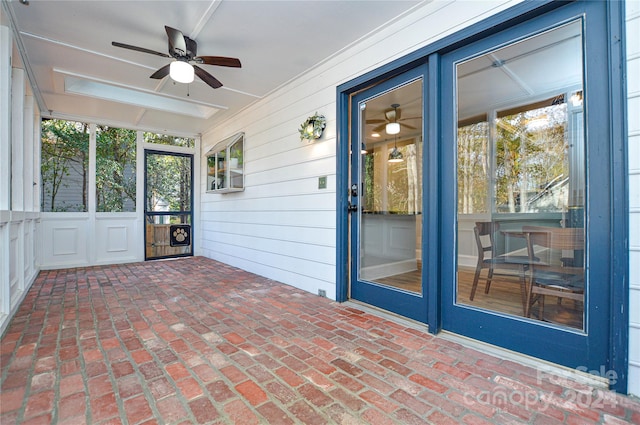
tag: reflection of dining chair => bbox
[469,222,530,303]
[522,226,584,320]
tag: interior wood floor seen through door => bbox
[374,267,582,329]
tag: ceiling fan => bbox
[112,26,241,89]
[366,104,418,134]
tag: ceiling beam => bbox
[190,0,222,40]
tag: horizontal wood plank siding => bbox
[200,0,520,300]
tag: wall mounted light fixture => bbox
[570,90,583,107]
[299,113,326,141]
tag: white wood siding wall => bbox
[626,0,640,398]
[0,20,41,336]
[200,0,520,300]
[201,0,639,396]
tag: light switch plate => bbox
[318,176,327,189]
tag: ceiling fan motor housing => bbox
[170,36,197,59]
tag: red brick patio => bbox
[1,257,639,424]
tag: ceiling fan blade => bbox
[373,124,387,133]
[165,26,187,56]
[401,123,417,130]
[112,41,170,58]
[366,119,386,124]
[150,64,171,79]
[194,65,222,89]
[195,56,242,68]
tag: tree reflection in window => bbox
[495,99,569,213]
[457,120,489,214]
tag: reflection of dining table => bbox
[499,230,530,262]
[519,225,585,320]
[500,226,585,317]
[497,229,532,313]
[500,230,525,237]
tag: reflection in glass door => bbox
[144,150,193,260]
[350,70,426,322]
[439,1,618,375]
[454,20,585,330]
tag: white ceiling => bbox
[359,20,583,145]
[457,20,582,121]
[4,0,422,136]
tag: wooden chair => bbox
[469,222,531,308]
[522,226,584,321]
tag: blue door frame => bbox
[335,0,628,393]
[348,67,428,323]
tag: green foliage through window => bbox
[96,126,137,212]
[144,132,194,148]
[146,153,192,214]
[41,119,89,212]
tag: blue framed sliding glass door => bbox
[337,0,625,392]
[440,1,616,374]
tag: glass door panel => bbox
[359,81,423,294]
[350,68,427,323]
[144,150,193,260]
[455,20,585,330]
[441,0,617,376]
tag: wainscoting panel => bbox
[38,214,142,269]
[95,215,139,264]
[38,214,89,268]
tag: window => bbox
[206,133,244,193]
[41,119,90,212]
[96,126,137,212]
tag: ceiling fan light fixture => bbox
[386,122,400,135]
[388,135,403,163]
[170,60,194,83]
[388,147,404,163]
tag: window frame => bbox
[205,132,245,194]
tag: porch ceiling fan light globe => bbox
[170,60,194,83]
[386,122,400,135]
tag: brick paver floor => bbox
[1,256,639,424]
